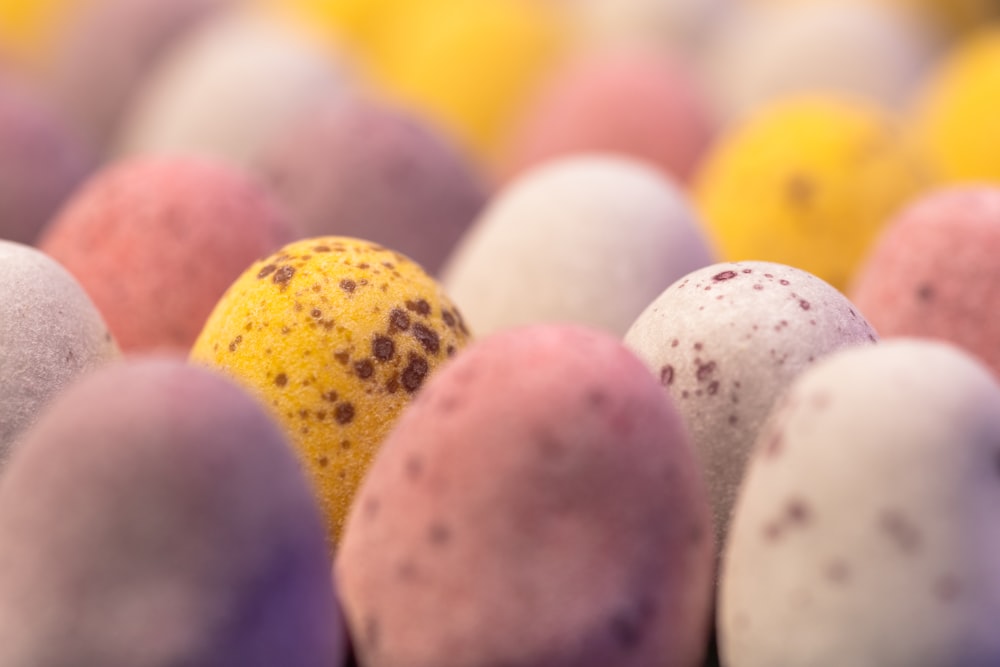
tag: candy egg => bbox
[254,96,487,276]
[0,72,94,244]
[624,261,877,556]
[442,155,716,337]
[40,156,296,354]
[501,46,716,184]
[913,28,1000,184]
[695,94,927,291]
[190,236,471,545]
[117,9,352,165]
[0,240,119,460]
[721,340,1000,667]
[337,324,714,667]
[0,359,344,666]
[851,186,1000,377]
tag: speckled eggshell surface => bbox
[0,73,94,244]
[720,340,1000,667]
[624,261,877,556]
[0,240,119,462]
[0,359,344,666]
[442,155,716,337]
[337,324,714,667]
[851,186,1000,377]
[190,236,471,546]
[40,156,296,354]
[255,96,487,276]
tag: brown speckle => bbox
[323,391,339,403]
[916,284,935,302]
[671,338,679,348]
[826,560,851,585]
[442,311,456,328]
[799,299,811,311]
[786,498,811,524]
[228,335,242,352]
[311,308,323,319]
[385,372,400,394]
[696,361,717,382]
[334,351,350,365]
[412,323,440,354]
[694,342,704,351]
[787,172,816,206]
[660,365,674,386]
[406,299,431,316]
[274,373,288,388]
[317,456,329,468]
[340,440,351,450]
[753,284,764,290]
[373,335,395,361]
[313,245,331,253]
[707,381,720,395]
[880,510,922,554]
[257,264,277,279]
[340,279,357,294]
[428,522,451,546]
[402,354,429,393]
[354,359,374,379]
[713,270,738,282]
[335,403,356,425]
[779,279,790,286]
[389,308,410,332]
[273,265,295,287]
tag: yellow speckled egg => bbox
[366,0,567,169]
[0,0,88,71]
[190,237,471,546]
[696,95,927,291]
[913,28,1000,184]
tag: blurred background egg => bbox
[624,261,877,557]
[442,155,716,337]
[190,236,471,546]
[0,70,95,244]
[337,324,714,667]
[43,0,233,153]
[721,339,1000,667]
[912,27,1000,184]
[704,0,939,126]
[0,359,345,666]
[39,156,296,354]
[500,46,716,185]
[117,7,353,166]
[851,185,1000,376]
[695,94,928,291]
[254,95,487,276]
[0,240,119,463]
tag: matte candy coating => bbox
[0,240,119,461]
[338,324,714,667]
[0,359,344,666]
[40,156,296,353]
[191,236,470,545]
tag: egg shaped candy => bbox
[913,28,1000,184]
[851,186,1000,377]
[720,340,1000,667]
[695,94,927,291]
[0,240,119,461]
[624,261,877,557]
[501,46,716,184]
[0,359,345,666]
[443,155,716,337]
[46,0,231,151]
[254,96,487,276]
[0,73,95,244]
[191,237,470,545]
[40,156,296,354]
[705,0,938,125]
[337,324,714,667]
[117,9,352,166]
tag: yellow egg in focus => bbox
[696,95,927,291]
[913,28,1000,184]
[191,237,471,546]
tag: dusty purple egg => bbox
[255,96,487,275]
[0,359,345,666]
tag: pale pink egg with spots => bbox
[851,186,1000,377]
[337,324,714,667]
[624,261,877,559]
[721,340,1000,667]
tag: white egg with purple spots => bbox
[624,261,876,558]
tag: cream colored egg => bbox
[442,155,716,337]
[721,339,1000,666]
